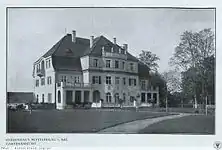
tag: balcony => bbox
[102,51,127,60]
[140,85,159,92]
[57,82,92,89]
[36,68,45,77]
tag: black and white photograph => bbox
[6,7,215,135]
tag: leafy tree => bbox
[170,28,215,107]
[149,72,167,107]
[138,50,160,71]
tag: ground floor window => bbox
[141,93,145,102]
[106,92,112,103]
[42,94,44,103]
[123,93,126,102]
[48,93,52,103]
[36,94,39,103]
[115,93,119,103]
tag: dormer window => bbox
[93,59,98,67]
[115,60,119,68]
[130,63,134,71]
[65,48,73,55]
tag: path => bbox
[98,113,191,133]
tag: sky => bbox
[7,8,215,92]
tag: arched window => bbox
[106,93,112,103]
[115,93,119,103]
[123,93,126,102]
[58,91,61,103]
[42,94,44,103]
[36,95,39,103]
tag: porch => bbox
[56,82,102,109]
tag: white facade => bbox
[33,35,159,109]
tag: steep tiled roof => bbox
[36,33,149,75]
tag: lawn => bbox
[7,109,171,133]
[138,114,215,134]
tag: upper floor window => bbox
[47,76,52,85]
[123,77,126,85]
[93,59,98,67]
[141,80,146,89]
[75,76,80,83]
[49,60,51,68]
[130,63,134,71]
[106,60,111,68]
[36,79,39,87]
[46,59,51,69]
[134,79,137,86]
[115,77,120,84]
[36,64,41,72]
[129,78,136,86]
[115,60,119,68]
[122,61,125,69]
[106,76,111,84]
[41,78,45,86]
[61,76,67,82]
[92,76,101,84]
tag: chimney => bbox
[123,44,128,54]
[72,30,76,43]
[123,44,128,51]
[113,37,116,44]
[90,36,94,48]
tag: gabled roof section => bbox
[83,36,138,62]
[35,34,90,62]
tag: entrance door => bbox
[141,93,145,103]
[75,91,81,103]
[66,90,73,105]
[93,90,100,102]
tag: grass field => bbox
[7,109,171,133]
[138,114,215,134]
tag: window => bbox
[130,63,134,71]
[123,93,126,102]
[93,59,98,67]
[129,78,136,86]
[36,95,39,103]
[106,60,111,68]
[115,60,119,68]
[114,93,119,103]
[42,94,44,103]
[134,79,137,86]
[41,78,45,86]
[115,77,120,84]
[106,93,112,103]
[36,79,39,87]
[75,76,80,83]
[92,76,101,84]
[48,93,52,103]
[122,62,125,69]
[48,60,51,68]
[46,61,48,69]
[141,80,146,89]
[61,76,67,82]
[47,76,52,85]
[123,77,126,85]
[106,76,111,84]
